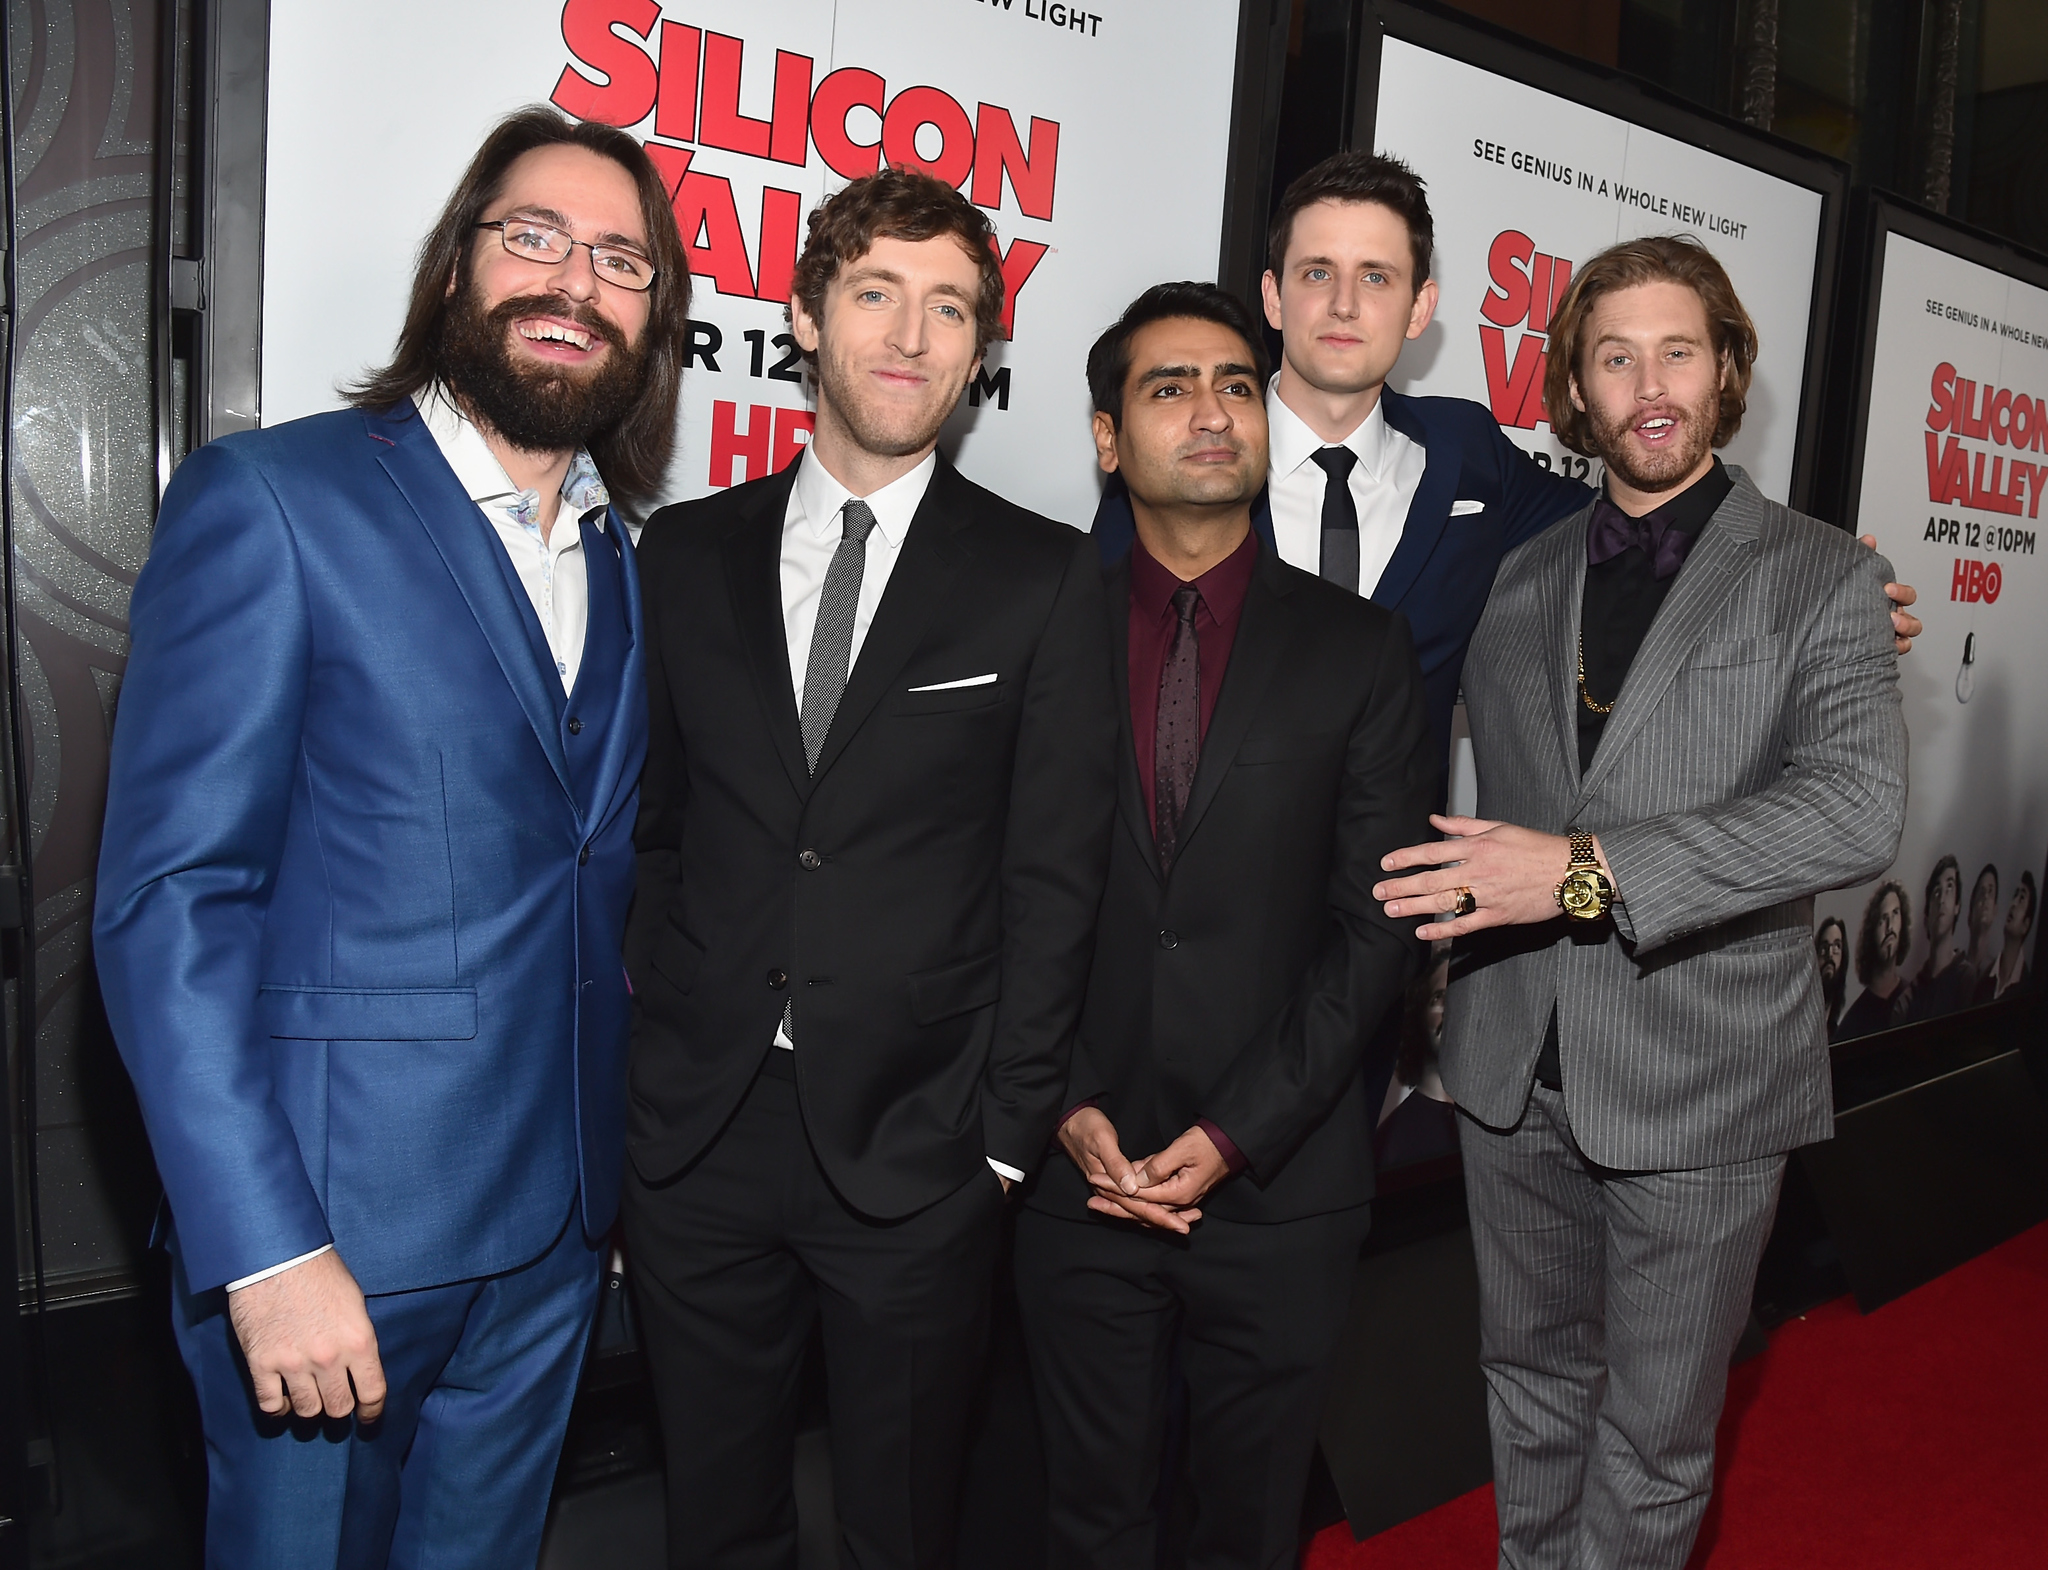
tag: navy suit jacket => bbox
[94,402,646,1296]
[1092,387,1590,766]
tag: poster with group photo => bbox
[261,0,1246,528]
[1368,32,1828,502]
[1816,227,2046,1044]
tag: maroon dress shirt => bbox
[1063,527,1259,1176]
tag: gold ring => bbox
[1451,887,1477,917]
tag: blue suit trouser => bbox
[170,1206,600,1570]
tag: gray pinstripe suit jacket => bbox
[1440,469,1908,1171]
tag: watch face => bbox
[1560,869,1610,920]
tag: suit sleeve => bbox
[1200,613,1437,1178]
[982,530,1117,1174]
[91,441,330,1294]
[1491,418,1594,549]
[1602,549,1907,954]
[626,519,686,986]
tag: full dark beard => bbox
[1587,382,1719,496]
[436,288,648,455]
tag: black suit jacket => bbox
[1027,544,1436,1225]
[627,454,1116,1219]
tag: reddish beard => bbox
[1584,380,1719,495]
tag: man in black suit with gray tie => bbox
[623,169,1115,1570]
[1014,282,1437,1570]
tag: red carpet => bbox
[1306,1220,2048,1569]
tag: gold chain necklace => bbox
[1577,633,1614,715]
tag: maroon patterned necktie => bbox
[1154,585,1202,873]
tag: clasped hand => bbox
[1373,814,1595,939]
[1059,1107,1230,1234]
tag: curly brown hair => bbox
[790,168,1007,360]
[1541,234,1756,458]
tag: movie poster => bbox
[261,0,1244,527]
[1369,36,1826,502]
[1818,232,2045,1042]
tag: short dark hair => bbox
[347,106,691,500]
[1086,281,1269,425]
[1266,151,1434,287]
[1543,234,1756,459]
[791,167,1006,360]
[1855,879,1913,988]
[1925,853,1961,913]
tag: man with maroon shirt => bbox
[1012,282,1436,1570]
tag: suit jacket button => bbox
[578,846,590,865]
[567,717,584,735]
[798,849,823,869]
[767,969,788,990]
[1159,929,1178,949]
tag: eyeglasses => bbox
[476,219,657,292]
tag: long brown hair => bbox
[347,106,691,499]
[1541,234,1756,458]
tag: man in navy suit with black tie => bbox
[1091,153,1922,762]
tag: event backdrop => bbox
[1819,228,2046,1042]
[261,0,1244,526]
[1370,35,1825,502]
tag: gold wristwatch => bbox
[1555,829,1615,921]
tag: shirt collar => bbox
[1265,375,1392,482]
[791,447,937,547]
[417,383,609,531]
[1603,454,1732,539]
[1129,525,1260,625]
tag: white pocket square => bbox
[907,673,999,692]
[1450,499,1487,515]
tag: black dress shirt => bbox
[1537,457,1732,1090]
[1575,457,1733,774]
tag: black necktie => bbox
[1154,585,1202,873]
[1312,446,1360,593]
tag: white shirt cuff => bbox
[986,1157,1025,1184]
[226,1243,333,1292]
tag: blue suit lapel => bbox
[1368,388,1456,611]
[369,405,574,803]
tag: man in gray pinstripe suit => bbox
[1375,236,1908,1569]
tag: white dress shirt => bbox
[771,451,1022,1184]
[780,448,935,711]
[224,389,613,1296]
[419,384,610,694]
[1265,379,1427,598]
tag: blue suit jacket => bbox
[94,402,646,1296]
[1092,387,1591,766]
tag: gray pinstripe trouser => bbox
[1460,1084,1785,1570]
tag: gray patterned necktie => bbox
[784,497,878,1048]
[798,498,878,773]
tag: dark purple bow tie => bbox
[1587,496,1695,581]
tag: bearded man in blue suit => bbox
[93,108,690,1569]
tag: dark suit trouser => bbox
[1460,1085,1785,1570]
[622,1050,1003,1570]
[1012,1202,1370,1570]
